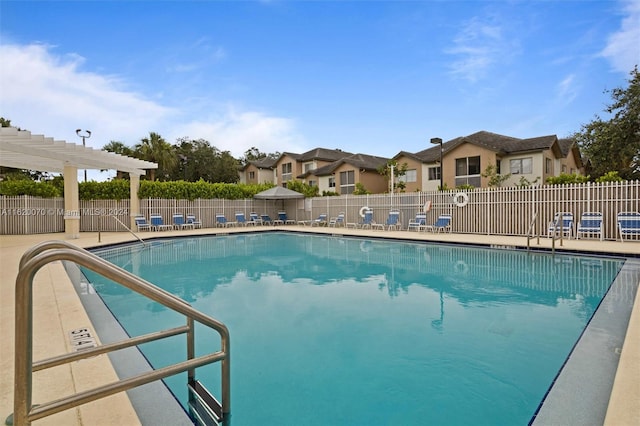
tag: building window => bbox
[308,180,316,187]
[282,162,292,182]
[398,169,417,183]
[545,158,552,174]
[329,177,335,188]
[303,162,314,173]
[339,170,355,194]
[510,157,532,174]
[428,166,441,181]
[248,171,255,180]
[455,156,481,187]
[562,165,567,173]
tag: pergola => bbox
[0,126,157,238]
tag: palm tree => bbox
[135,132,177,181]
[103,141,135,179]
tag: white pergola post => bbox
[63,164,80,239]
[129,173,141,230]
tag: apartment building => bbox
[238,131,584,193]
[393,131,584,191]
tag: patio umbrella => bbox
[253,186,305,200]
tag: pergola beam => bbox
[0,127,158,238]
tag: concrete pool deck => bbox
[1,227,638,425]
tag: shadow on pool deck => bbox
[1,227,638,425]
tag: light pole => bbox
[430,137,443,190]
[76,129,91,182]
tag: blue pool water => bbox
[83,233,624,425]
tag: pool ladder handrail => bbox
[526,212,539,252]
[13,240,230,425]
[110,214,146,245]
[548,214,565,253]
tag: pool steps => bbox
[12,240,230,425]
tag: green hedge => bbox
[0,178,275,200]
[138,180,273,200]
[0,179,61,197]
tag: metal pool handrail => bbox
[110,214,146,245]
[526,212,539,251]
[13,240,230,425]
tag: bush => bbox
[0,179,61,197]
[595,171,624,183]
[0,178,275,200]
[79,179,130,200]
[545,173,590,185]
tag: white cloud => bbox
[0,42,174,146]
[169,108,305,157]
[556,74,578,105]
[0,42,305,159]
[446,16,516,82]
[601,0,640,73]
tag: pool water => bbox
[83,233,624,425]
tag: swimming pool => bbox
[82,233,625,425]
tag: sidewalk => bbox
[1,228,638,425]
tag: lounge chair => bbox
[277,211,295,225]
[576,212,603,240]
[424,214,452,233]
[250,212,263,225]
[172,213,194,230]
[373,210,400,231]
[311,214,328,227]
[261,214,274,225]
[186,214,202,229]
[328,212,345,227]
[216,214,236,228]
[236,212,252,226]
[150,214,173,231]
[357,209,374,229]
[135,216,152,232]
[548,212,574,239]
[617,211,640,242]
[407,213,427,231]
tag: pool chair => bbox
[261,214,274,225]
[250,212,263,225]
[186,214,202,229]
[135,216,152,232]
[576,212,603,240]
[328,212,346,227]
[172,213,193,230]
[617,211,640,242]
[235,212,252,226]
[356,209,374,229]
[310,213,328,227]
[150,214,173,231]
[407,213,427,231]
[275,211,295,225]
[373,210,401,231]
[424,214,452,233]
[547,212,574,239]
[215,214,236,228]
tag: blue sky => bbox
[1,0,638,179]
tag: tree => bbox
[135,132,178,181]
[574,66,640,180]
[481,163,511,187]
[239,147,281,166]
[172,138,217,182]
[377,160,409,193]
[103,141,135,179]
[285,179,319,197]
[212,151,240,183]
